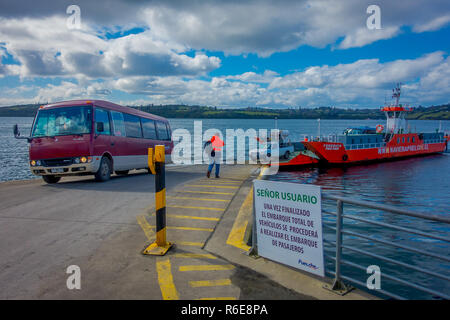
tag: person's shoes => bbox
[215,175,220,178]
[207,171,211,178]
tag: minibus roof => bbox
[40,100,168,122]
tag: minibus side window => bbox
[142,118,157,140]
[123,113,143,138]
[111,111,126,137]
[156,121,169,140]
[166,123,172,140]
[95,108,111,135]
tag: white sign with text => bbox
[253,180,324,277]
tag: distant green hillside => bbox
[0,102,449,120]
[0,104,41,117]
[405,104,450,120]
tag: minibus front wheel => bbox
[42,175,61,184]
[95,157,112,182]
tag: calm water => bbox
[1,117,449,299]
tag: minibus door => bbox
[93,108,113,161]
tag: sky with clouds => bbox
[0,0,449,108]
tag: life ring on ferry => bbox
[376,124,384,133]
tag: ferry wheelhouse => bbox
[303,85,447,164]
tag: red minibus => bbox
[13,100,173,183]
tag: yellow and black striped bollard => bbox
[143,145,173,255]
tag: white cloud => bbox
[269,52,445,90]
[413,14,450,32]
[0,16,221,78]
[1,1,450,59]
[0,1,450,108]
[4,51,449,108]
[338,26,400,49]
[225,70,279,83]
[2,51,449,108]
[140,0,450,56]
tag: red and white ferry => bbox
[303,84,448,165]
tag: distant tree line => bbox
[0,102,448,120]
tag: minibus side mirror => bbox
[96,122,104,133]
[13,124,32,142]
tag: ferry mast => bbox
[382,83,411,135]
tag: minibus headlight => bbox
[30,160,36,166]
[36,160,41,166]
[80,157,87,163]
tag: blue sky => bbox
[0,0,450,108]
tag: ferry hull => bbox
[278,152,319,168]
[304,133,447,165]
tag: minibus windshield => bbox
[32,106,92,137]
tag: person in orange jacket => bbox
[205,132,224,178]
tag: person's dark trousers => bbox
[207,162,220,178]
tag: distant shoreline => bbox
[0,103,448,120]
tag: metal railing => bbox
[305,135,338,143]
[322,193,450,300]
[345,143,386,150]
[305,137,446,148]
[423,139,445,144]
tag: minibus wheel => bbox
[42,175,61,184]
[95,157,111,182]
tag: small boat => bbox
[250,130,319,168]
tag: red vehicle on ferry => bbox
[303,85,448,165]
[13,100,173,183]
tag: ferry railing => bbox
[321,193,450,300]
[307,135,338,143]
[345,143,386,150]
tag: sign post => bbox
[253,180,324,276]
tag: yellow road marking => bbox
[226,187,253,251]
[167,205,224,211]
[197,180,242,185]
[187,184,239,189]
[168,226,214,232]
[179,264,235,272]
[180,190,234,195]
[197,297,237,300]
[136,214,155,241]
[173,253,217,259]
[167,214,220,221]
[202,178,244,182]
[167,196,229,202]
[176,241,204,247]
[198,180,241,183]
[156,259,179,300]
[189,279,231,287]
[260,166,270,176]
[146,225,214,232]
